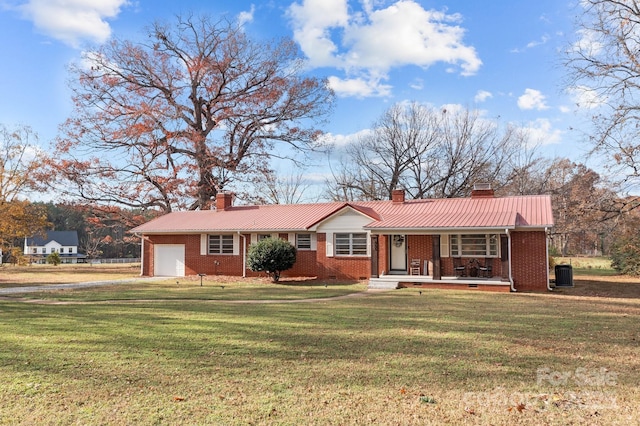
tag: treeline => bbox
[41,203,157,260]
[0,202,158,263]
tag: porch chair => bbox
[410,259,421,275]
[453,257,466,277]
[478,258,493,278]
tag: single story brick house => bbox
[130,186,554,292]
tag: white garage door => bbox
[154,244,186,277]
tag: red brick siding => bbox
[511,230,549,291]
[144,234,319,278]
[377,235,389,276]
[143,230,549,292]
[283,249,318,278]
[398,283,510,292]
[145,234,245,276]
[316,233,369,280]
[142,237,153,276]
[407,235,433,274]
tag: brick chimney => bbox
[216,192,234,211]
[392,189,406,203]
[470,183,495,198]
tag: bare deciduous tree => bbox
[243,169,313,205]
[565,0,640,192]
[326,103,537,200]
[48,15,334,212]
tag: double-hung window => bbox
[208,235,234,254]
[296,233,312,250]
[335,233,367,256]
[450,234,498,257]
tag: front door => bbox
[389,234,407,273]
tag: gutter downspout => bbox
[238,232,246,278]
[134,232,144,277]
[545,227,553,291]
[506,229,516,292]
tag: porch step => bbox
[368,279,400,290]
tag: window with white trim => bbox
[296,233,311,250]
[257,234,271,241]
[208,234,234,254]
[450,234,498,257]
[335,233,367,256]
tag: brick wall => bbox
[143,230,549,291]
[316,233,369,280]
[283,250,318,278]
[511,230,549,291]
[145,234,245,276]
[144,234,319,278]
[407,235,433,274]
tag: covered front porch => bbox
[367,232,513,292]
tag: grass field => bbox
[0,263,142,288]
[0,261,638,424]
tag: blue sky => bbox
[0,0,597,187]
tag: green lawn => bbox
[0,263,141,288]
[1,279,638,425]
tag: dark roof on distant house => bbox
[26,230,79,247]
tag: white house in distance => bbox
[24,231,86,264]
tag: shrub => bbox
[247,238,296,282]
[46,251,61,266]
[610,235,640,277]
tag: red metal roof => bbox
[130,195,553,234]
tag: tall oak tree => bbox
[50,15,334,212]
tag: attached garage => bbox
[153,244,185,277]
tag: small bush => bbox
[247,238,296,282]
[46,251,62,266]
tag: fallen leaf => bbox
[173,396,185,402]
[508,403,526,412]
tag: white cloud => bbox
[328,75,392,98]
[567,85,605,109]
[517,88,549,110]
[571,28,603,56]
[287,0,481,98]
[409,78,424,90]
[520,118,563,146]
[526,34,549,49]
[16,0,128,47]
[319,129,373,148]
[474,90,493,103]
[238,4,255,27]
